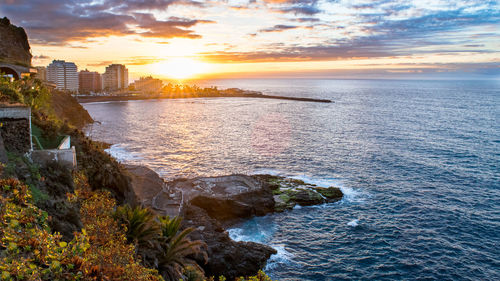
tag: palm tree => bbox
[114,205,160,250]
[158,216,207,281]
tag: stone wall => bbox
[0,118,31,154]
[31,147,77,170]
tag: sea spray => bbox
[105,144,144,162]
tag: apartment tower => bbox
[103,64,128,92]
[79,69,102,94]
[46,60,78,92]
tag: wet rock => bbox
[314,186,343,202]
[292,188,325,206]
[255,175,343,211]
[182,205,276,280]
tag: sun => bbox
[151,58,211,80]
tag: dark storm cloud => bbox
[0,0,213,44]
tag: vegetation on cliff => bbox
[0,76,276,280]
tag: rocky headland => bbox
[125,164,344,279]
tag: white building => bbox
[47,60,78,92]
[103,64,128,92]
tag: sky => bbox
[1,0,499,80]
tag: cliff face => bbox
[50,90,93,129]
[0,17,32,66]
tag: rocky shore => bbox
[125,164,343,279]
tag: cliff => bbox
[0,17,32,66]
[50,90,93,129]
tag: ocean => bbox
[83,79,500,280]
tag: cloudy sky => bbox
[1,0,499,79]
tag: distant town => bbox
[35,60,162,95]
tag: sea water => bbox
[84,79,500,280]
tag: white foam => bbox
[227,228,245,242]
[265,245,294,270]
[105,144,144,162]
[347,219,359,227]
[338,185,366,203]
[250,168,282,176]
[227,221,274,244]
[293,204,302,210]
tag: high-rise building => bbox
[102,64,128,91]
[79,69,102,94]
[132,76,163,94]
[46,60,78,92]
[34,66,47,81]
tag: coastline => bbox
[77,92,333,103]
[123,163,344,278]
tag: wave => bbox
[105,144,144,162]
[265,245,295,271]
[347,219,359,227]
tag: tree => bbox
[114,205,160,250]
[158,216,207,281]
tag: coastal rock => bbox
[314,186,343,202]
[174,175,275,224]
[291,188,325,206]
[125,168,344,278]
[124,164,164,206]
[182,205,276,280]
[124,164,180,217]
[255,175,343,211]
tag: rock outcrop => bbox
[172,175,275,225]
[0,17,32,66]
[125,166,344,279]
[182,204,276,280]
[255,175,343,211]
[124,164,181,217]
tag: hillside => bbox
[50,90,93,129]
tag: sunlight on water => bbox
[84,79,500,280]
